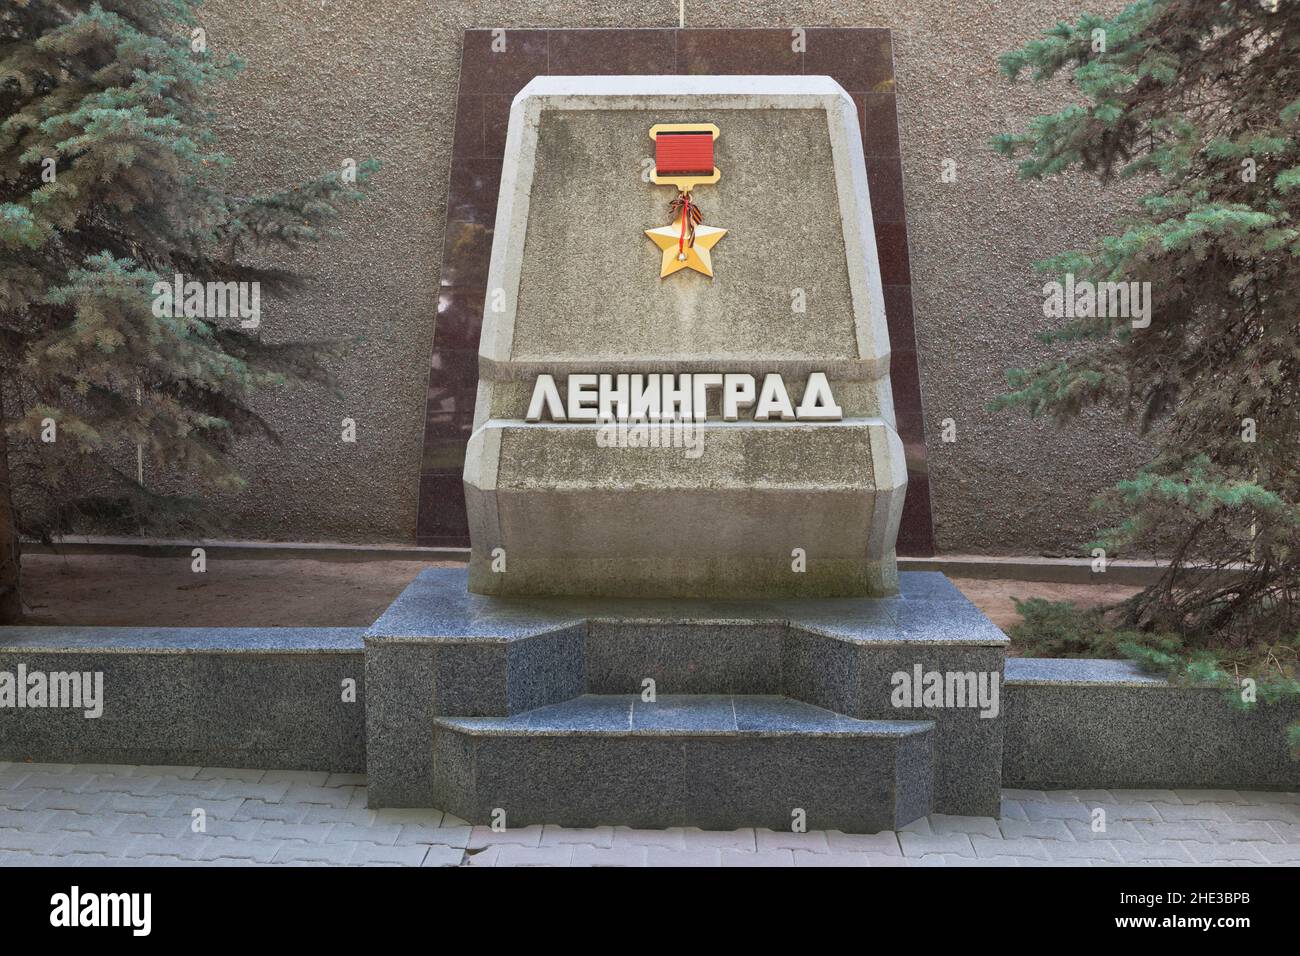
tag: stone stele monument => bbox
[364,76,1008,833]
[464,75,905,599]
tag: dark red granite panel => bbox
[418,28,935,555]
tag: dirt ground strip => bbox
[13,554,1142,636]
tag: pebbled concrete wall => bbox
[201,0,1147,555]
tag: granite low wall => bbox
[2,625,1296,795]
[0,628,366,772]
[1004,658,1300,792]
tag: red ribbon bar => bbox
[655,131,714,176]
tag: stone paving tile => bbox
[328,822,402,846]
[794,850,907,867]
[970,835,1051,861]
[0,849,54,866]
[0,829,63,853]
[1042,840,1123,863]
[349,843,431,866]
[19,773,96,791]
[755,829,829,852]
[1258,843,1300,864]
[170,802,250,826]
[194,838,281,863]
[468,824,544,849]
[273,842,353,868]
[371,808,445,826]
[1239,790,1300,805]
[1113,840,1196,864]
[299,806,376,826]
[792,849,873,867]
[1021,801,1093,823]
[1268,822,1300,844]
[999,799,1029,821]
[1068,790,1117,803]
[27,790,112,814]
[89,774,164,795]
[0,789,41,810]
[45,833,128,858]
[395,823,472,848]
[571,845,648,867]
[0,771,36,790]
[281,785,356,808]
[1119,789,1183,804]
[824,830,902,855]
[1223,803,1299,824]
[1172,789,1243,804]
[899,832,975,858]
[216,781,291,803]
[1200,821,1285,843]
[646,847,721,867]
[463,846,500,866]
[66,852,133,866]
[541,824,614,847]
[1041,791,1084,804]
[195,818,264,840]
[721,848,795,867]
[1155,803,1233,824]
[35,811,120,837]
[261,770,330,786]
[681,828,756,851]
[324,773,368,788]
[494,844,575,867]
[421,845,466,867]
[999,818,1073,841]
[935,854,1023,867]
[257,821,334,843]
[194,768,265,783]
[113,814,193,838]
[193,857,260,867]
[1184,841,1270,864]
[123,766,200,779]
[1065,819,1142,843]
[231,799,307,824]
[1,765,1295,868]
[139,777,223,799]
[0,807,54,829]
[611,827,686,850]
[1002,789,1049,802]
[1134,822,1215,844]
[1082,801,1162,822]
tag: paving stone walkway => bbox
[0,762,1295,866]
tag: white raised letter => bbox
[723,374,756,421]
[754,373,796,420]
[795,372,843,421]
[567,373,599,421]
[525,374,566,422]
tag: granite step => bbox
[431,694,933,833]
[365,568,1006,815]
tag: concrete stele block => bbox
[465,75,906,598]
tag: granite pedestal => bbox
[364,568,1006,828]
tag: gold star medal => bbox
[645,123,726,278]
